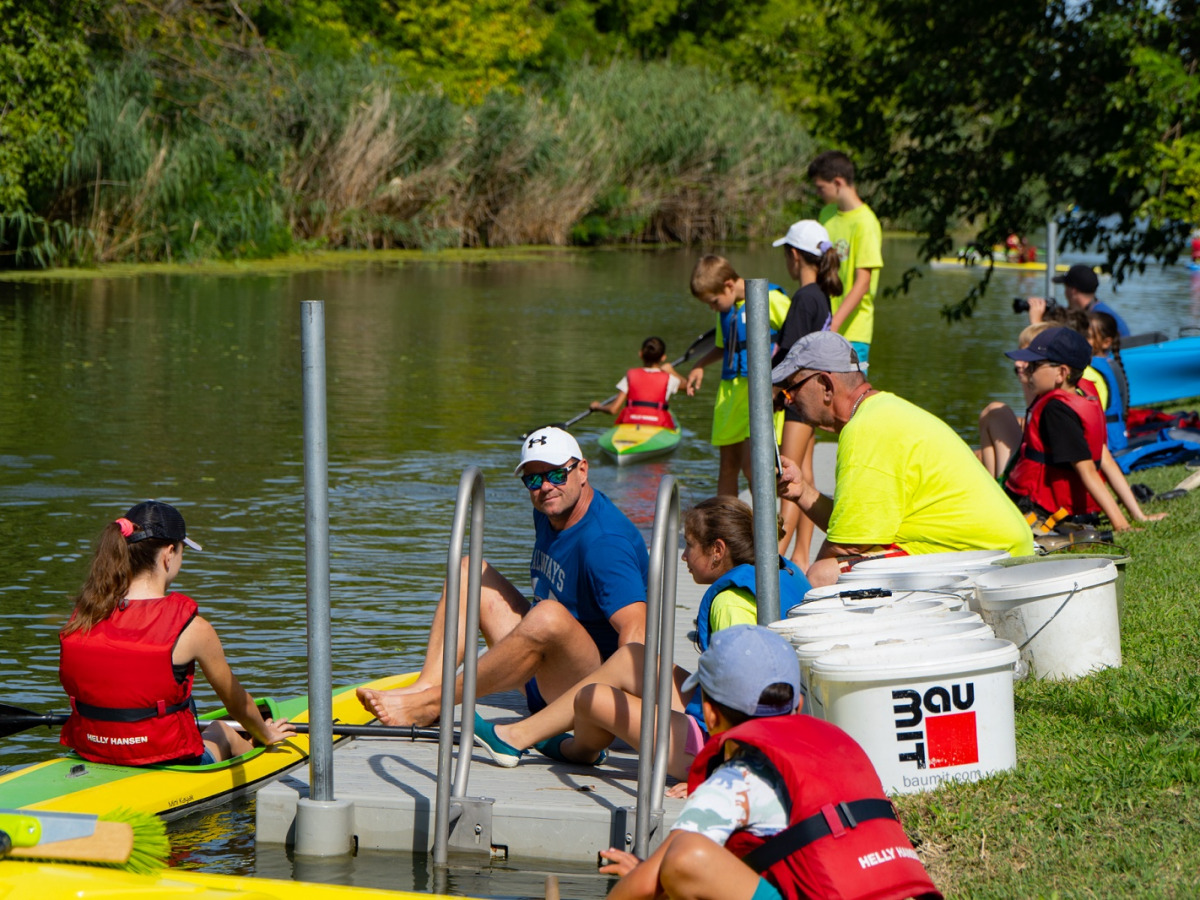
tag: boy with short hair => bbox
[808,151,883,366]
[686,255,790,497]
[600,625,941,900]
[1003,327,1132,529]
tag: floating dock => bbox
[257,446,836,864]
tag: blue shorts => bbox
[751,879,783,900]
[525,678,547,714]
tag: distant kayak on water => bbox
[929,255,1074,273]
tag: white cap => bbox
[771,220,833,256]
[515,427,583,475]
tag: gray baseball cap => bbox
[771,331,862,384]
[681,624,801,717]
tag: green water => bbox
[1,241,1196,897]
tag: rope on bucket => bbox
[1016,581,1079,652]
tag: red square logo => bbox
[925,711,978,768]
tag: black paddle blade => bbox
[0,703,68,738]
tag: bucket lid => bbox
[773,604,972,642]
[794,620,994,660]
[803,577,972,602]
[809,637,1020,681]
[791,589,966,616]
[994,552,1130,568]
[770,598,954,633]
[843,549,1010,576]
[973,558,1117,606]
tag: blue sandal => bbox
[473,713,524,768]
[534,733,607,766]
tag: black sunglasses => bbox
[519,459,581,490]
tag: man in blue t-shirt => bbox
[359,427,648,727]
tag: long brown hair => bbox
[683,497,756,566]
[62,522,173,636]
[797,246,844,299]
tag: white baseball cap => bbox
[515,427,583,476]
[771,220,833,256]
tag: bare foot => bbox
[357,686,440,727]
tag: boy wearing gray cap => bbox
[601,625,940,900]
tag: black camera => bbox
[1012,296,1058,314]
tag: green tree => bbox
[806,0,1200,317]
[0,1,97,212]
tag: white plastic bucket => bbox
[973,558,1120,680]
[768,599,962,641]
[993,552,1130,622]
[809,638,1020,794]
[794,617,995,720]
[793,587,968,616]
[840,550,1011,579]
[815,572,976,601]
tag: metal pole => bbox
[634,476,672,858]
[433,467,486,866]
[649,479,679,814]
[300,300,334,802]
[745,279,780,624]
[1045,219,1058,303]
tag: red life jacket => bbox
[59,593,203,765]
[687,715,942,900]
[616,368,676,428]
[1005,387,1106,515]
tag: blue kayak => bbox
[1120,334,1200,407]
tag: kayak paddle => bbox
[0,701,444,742]
[521,326,716,438]
[0,807,169,873]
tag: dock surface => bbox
[256,445,836,863]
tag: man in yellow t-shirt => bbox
[771,331,1034,587]
[809,151,883,365]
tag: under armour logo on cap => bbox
[515,427,583,477]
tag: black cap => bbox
[1005,326,1092,371]
[1051,264,1099,294]
[123,501,203,551]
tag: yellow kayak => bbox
[0,859,482,899]
[929,257,1072,273]
[0,673,417,820]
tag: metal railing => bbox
[633,474,680,858]
[432,466,486,866]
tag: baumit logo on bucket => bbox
[891,682,977,769]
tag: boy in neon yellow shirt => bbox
[808,151,882,366]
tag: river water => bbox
[1,240,1197,896]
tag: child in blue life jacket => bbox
[599,626,942,900]
[590,336,683,429]
[685,255,791,496]
[58,501,294,766]
[472,498,809,786]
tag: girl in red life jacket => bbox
[590,336,682,429]
[771,220,841,575]
[58,501,294,766]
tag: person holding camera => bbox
[1017,264,1129,336]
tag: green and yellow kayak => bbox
[0,673,416,820]
[0,859,482,899]
[597,424,681,465]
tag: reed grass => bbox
[895,461,1200,897]
[4,47,813,267]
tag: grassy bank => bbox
[895,462,1200,896]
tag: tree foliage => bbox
[0,1,98,213]
[805,0,1200,317]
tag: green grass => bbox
[894,462,1200,897]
